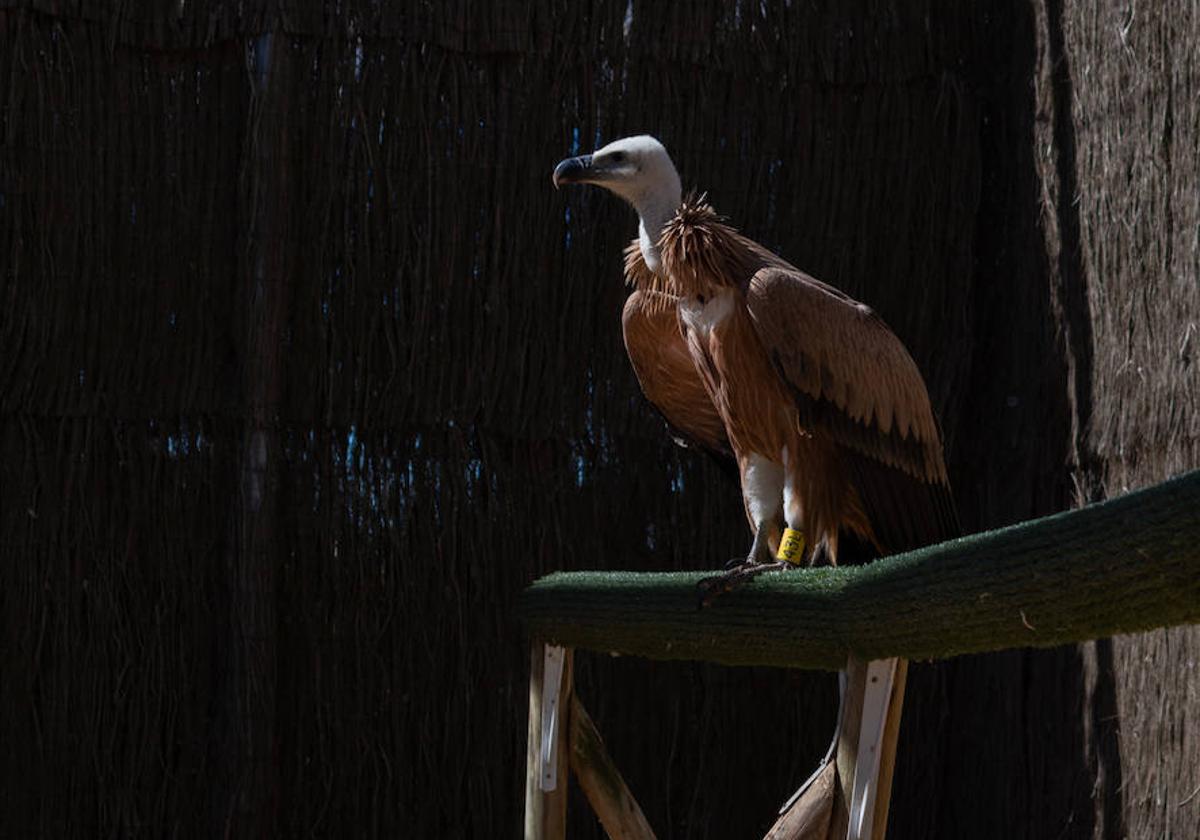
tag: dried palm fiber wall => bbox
[0,2,1197,839]
[1045,0,1200,837]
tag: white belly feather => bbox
[678,291,735,339]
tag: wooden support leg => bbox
[840,656,906,840]
[767,657,907,840]
[525,643,574,840]
[869,658,906,837]
[569,696,657,840]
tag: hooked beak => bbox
[552,154,593,189]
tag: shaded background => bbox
[1,1,1198,837]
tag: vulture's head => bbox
[553,135,684,273]
[552,135,682,213]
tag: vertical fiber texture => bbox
[0,2,1196,838]
[1055,2,1200,838]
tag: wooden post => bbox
[831,660,864,840]
[871,660,907,836]
[525,643,574,839]
[569,696,657,840]
[839,657,904,840]
[767,656,905,840]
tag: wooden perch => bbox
[522,470,1200,670]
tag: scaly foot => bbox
[697,559,789,607]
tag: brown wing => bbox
[622,289,734,464]
[745,267,959,552]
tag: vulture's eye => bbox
[609,151,627,163]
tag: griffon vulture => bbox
[553,135,959,838]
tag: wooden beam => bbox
[522,469,1200,669]
[870,659,907,838]
[831,661,863,839]
[569,696,657,840]
[525,644,574,840]
[764,758,837,840]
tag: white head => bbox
[553,135,683,273]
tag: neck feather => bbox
[631,187,681,275]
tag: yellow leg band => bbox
[776,527,806,565]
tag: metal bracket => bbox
[538,644,567,792]
[848,658,898,840]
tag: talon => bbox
[697,560,790,608]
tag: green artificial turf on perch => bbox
[522,470,1200,670]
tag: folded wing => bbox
[745,267,959,552]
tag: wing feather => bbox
[745,267,947,484]
[744,267,959,551]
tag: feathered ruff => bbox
[657,196,783,300]
[624,196,785,302]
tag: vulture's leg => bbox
[722,516,778,569]
[731,452,785,568]
[698,454,788,606]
